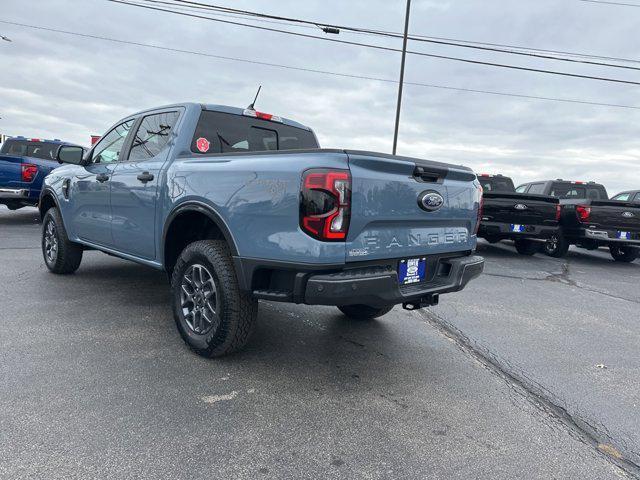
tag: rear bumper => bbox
[235,253,484,308]
[0,188,29,199]
[304,255,484,307]
[582,228,640,246]
[479,221,559,241]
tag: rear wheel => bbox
[484,236,501,244]
[338,304,393,320]
[171,240,258,357]
[544,232,570,258]
[42,207,83,274]
[514,239,540,256]
[610,245,639,263]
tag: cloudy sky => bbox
[1,0,639,193]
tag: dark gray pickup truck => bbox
[477,174,560,255]
[517,179,640,262]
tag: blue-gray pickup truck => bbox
[40,103,484,357]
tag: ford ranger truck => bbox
[517,179,640,262]
[39,103,484,357]
[476,173,560,255]
[0,137,83,210]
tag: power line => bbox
[129,0,640,66]
[107,0,640,86]
[135,0,640,70]
[578,0,640,6]
[2,19,639,111]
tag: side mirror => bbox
[57,145,85,165]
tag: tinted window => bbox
[478,177,515,192]
[0,139,59,160]
[586,187,605,200]
[635,193,640,202]
[92,120,134,164]
[515,185,527,193]
[612,193,631,201]
[191,110,318,154]
[551,185,584,198]
[528,183,546,194]
[129,111,179,160]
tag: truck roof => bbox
[130,102,313,131]
[521,179,605,187]
[5,136,79,145]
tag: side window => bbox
[128,111,179,161]
[528,183,545,194]
[613,193,631,201]
[634,193,640,202]
[92,120,134,164]
[515,185,528,193]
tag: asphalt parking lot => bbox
[1,206,638,479]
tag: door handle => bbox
[96,173,110,183]
[137,171,155,183]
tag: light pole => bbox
[392,0,411,156]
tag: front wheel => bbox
[171,240,258,358]
[42,207,83,274]
[514,239,540,256]
[338,304,394,320]
[544,232,570,258]
[610,245,639,263]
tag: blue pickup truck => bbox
[0,137,83,210]
[39,103,484,357]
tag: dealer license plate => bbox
[398,258,427,285]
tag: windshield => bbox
[191,110,318,154]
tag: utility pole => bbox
[392,0,411,156]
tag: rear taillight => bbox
[474,184,483,235]
[300,169,351,241]
[555,204,562,222]
[576,205,591,222]
[21,163,38,183]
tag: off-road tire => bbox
[42,207,83,274]
[171,240,258,357]
[544,232,570,258]
[610,245,639,263]
[338,304,394,320]
[514,239,540,256]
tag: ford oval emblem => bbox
[418,191,444,212]
[514,204,528,210]
[622,211,635,218]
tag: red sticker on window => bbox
[196,137,210,153]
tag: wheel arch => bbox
[38,188,61,220]
[162,201,239,274]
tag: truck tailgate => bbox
[0,155,23,187]
[345,151,478,262]
[482,192,559,225]
[588,200,640,231]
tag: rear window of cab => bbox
[0,139,60,160]
[190,110,318,155]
